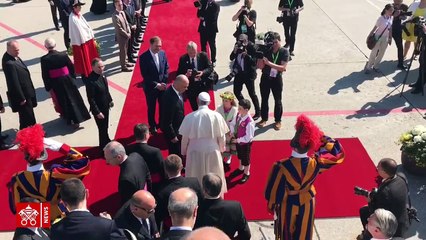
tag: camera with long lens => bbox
[255,31,275,59]
[276,13,285,24]
[225,41,246,82]
[402,16,426,37]
[239,6,249,21]
[354,186,378,199]
[236,41,246,54]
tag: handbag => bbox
[367,23,389,50]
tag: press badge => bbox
[270,68,278,77]
[241,24,247,33]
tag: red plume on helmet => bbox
[291,115,323,152]
[15,124,46,162]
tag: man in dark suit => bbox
[126,123,165,194]
[123,0,139,64]
[139,36,169,134]
[156,154,203,232]
[2,40,37,130]
[195,173,251,240]
[51,178,127,240]
[112,0,134,72]
[177,42,213,111]
[104,141,152,205]
[358,158,409,240]
[160,188,198,240]
[228,33,260,120]
[197,0,220,65]
[160,75,189,156]
[114,190,160,240]
[85,58,114,150]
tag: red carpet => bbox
[224,138,378,220]
[0,0,378,232]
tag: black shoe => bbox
[397,64,407,71]
[229,168,244,178]
[411,88,423,94]
[224,74,233,82]
[0,134,8,140]
[224,162,231,172]
[240,174,250,183]
[252,113,260,121]
[289,56,292,61]
[55,25,60,31]
[409,82,417,88]
[290,52,295,56]
[0,143,15,150]
[128,58,136,63]
[149,126,157,134]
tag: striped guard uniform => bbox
[264,136,345,240]
[8,144,91,222]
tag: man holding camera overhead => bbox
[196,0,220,66]
[278,0,304,57]
[177,41,213,112]
[232,0,256,43]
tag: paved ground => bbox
[0,0,425,239]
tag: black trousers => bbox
[167,136,182,157]
[50,0,60,28]
[393,29,404,66]
[127,29,136,61]
[260,75,283,122]
[282,17,298,53]
[236,142,252,166]
[233,72,260,114]
[59,12,70,49]
[144,88,164,128]
[18,101,36,130]
[414,51,426,90]
[200,31,217,62]
[188,82,208,111]
[94,108,111,149]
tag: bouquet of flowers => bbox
[67,39,101,56]
[399,125,426,167]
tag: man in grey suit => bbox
[112,0,134,72]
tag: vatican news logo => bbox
[16,203,51,228]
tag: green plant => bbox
[399,125,426,167]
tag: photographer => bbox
[358,158,409,240]
[393,0,409,70]
[277,0,304,57]
[197,0,220,66]
[410,22,426,94]
[232,0,256,43]
[256,32,289,131]
[227,34,260,120]
[177,41,213,111]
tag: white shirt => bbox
[172,85,183,102]
[150,49,160,71]
[291,150,308,158]
[375,15,392,39]
[27,163,45,172]
[229,113,254,144]
[170,226,192,231]
[237,54,244,71]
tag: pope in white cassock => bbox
[179,92,230,195]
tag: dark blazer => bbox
[85,71,113,115]
[125,142,165,187]
[372,174,409,237]
[195,198,251,240]
[13,228,50,240]
[197,1,220,34]
[160,86,184,140]
[229,42,257,80]
[177,52,212,86]
[2,52,37,112]
[155,176,203,226]
[119,152,152,204]
[114,200,159,240]
[51,211,126,240]
[160,229,191,240]
[139,49,169,90]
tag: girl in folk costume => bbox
[264,115,345,240]
[69,0,99,78]
[216,91,238,167]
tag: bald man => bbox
[114,190,160,239]
[160,187,198,240]
[2,40,37,129]
[160,74,189,156]
[104,141,152,204]
[183,227,230,240]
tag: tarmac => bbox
[0,0,425,239]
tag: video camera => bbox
[403,16,426,37]
[255,31,275,59]
[276,9,297,23]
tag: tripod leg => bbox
[400,49,417,97]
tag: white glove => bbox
[43,138,63,152]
